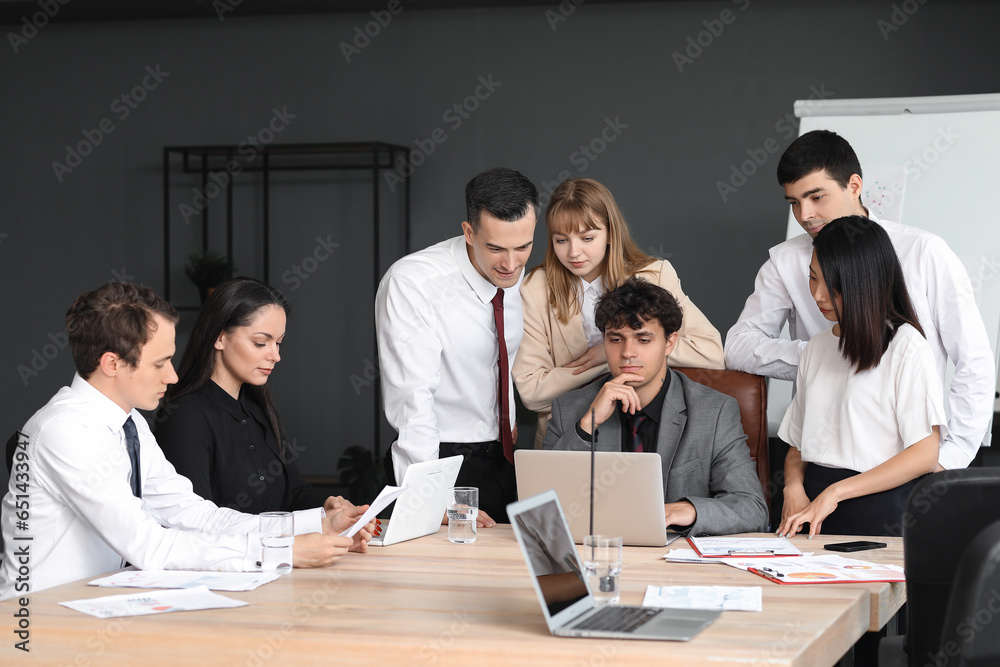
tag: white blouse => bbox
[778,324,947,473]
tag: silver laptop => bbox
[369,455,463,547]
[508,490,719,641]
[515,450,672,546]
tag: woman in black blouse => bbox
[157,278,356,521]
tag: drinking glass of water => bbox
[583,535,623,605]
[447,487,479,544]
[260,511,294,574]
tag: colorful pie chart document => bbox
[725,555,905,584]
[60,586,249,618]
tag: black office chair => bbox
[4,431,21,475]
[879,468,1000,666]
[933,519,1000,666]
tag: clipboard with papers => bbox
[727,555,906,584]
[686,536,804,559]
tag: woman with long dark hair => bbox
[157,278,364,532]
[513,178,724,448]
[777,216,944,537]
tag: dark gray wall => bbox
[3,0,999,484]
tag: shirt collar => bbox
[452,235,521,305]
[200,379,249,422]
[71,372,138,433]
[580,275,603,295]
[619,369,670,425]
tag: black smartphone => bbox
[824,540,887,552]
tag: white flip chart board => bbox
[767,93,1000,443]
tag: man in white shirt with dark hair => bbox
[376,167,538,523]
[0,282,372,600]
[725,129,995,471]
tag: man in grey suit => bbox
[543,277,767,536]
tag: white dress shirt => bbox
[376,236,522,482]
[0,374,321,600]
[778,325,947,472]
[726,215,995,469]
[579,275,605,348]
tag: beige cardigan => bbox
[513,260,725,448]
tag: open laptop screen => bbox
[512,498,589,616]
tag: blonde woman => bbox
[514,178,725,448]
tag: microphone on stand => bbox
[589,408,596,539]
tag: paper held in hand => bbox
[340,485,407,538]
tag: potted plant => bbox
[184,250,236,303]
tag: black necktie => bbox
[123,416,142,498]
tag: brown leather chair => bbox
[674,368,771,512]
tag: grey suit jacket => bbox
[543,369,768,536]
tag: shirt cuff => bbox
[293,508,324,535]
[244,533,263,572]
[937,435,974,470]
[575,424,598,442]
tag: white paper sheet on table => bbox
[664,549,814,563]
[340,485,407,538]
[89,569,279,591]
[643,585,762,612]
[60,586,248,618]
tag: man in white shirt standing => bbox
[376,167,538,523]
[0,282,371,600]
[725,129,995,471]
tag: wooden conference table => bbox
[0,528,904,666]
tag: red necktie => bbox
[628,413,648,453]
[491,288,515,464]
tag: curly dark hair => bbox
[594,276,683,336]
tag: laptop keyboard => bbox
[573,606,659,633]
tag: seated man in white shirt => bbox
[376,167,538,523]
[0,282,373,600]
[724,129,995,471]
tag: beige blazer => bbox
[513,260,725,449]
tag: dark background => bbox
[2,0,998,492]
